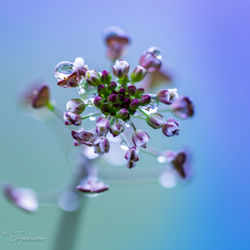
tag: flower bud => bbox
[113,60,130,78]
[129,99,140,111]
[86,70,101,86]
[30,85,50,109]
[109,81,117,91]
[66,98,85,114]
[97,84,106,95]
[101,70,112,84]
[117,108,130,120]
[131,65,147,82]
[162,118,180,137]
[109,123,124,137]
[139,47,162,72]
[136,88,145,97]
[127,85,137,96]
[140,94,151,106]
[77,177,109,194]
[119,88,126,95]
[171,96,195,119]
[3,184,38,213]
[93,136,110,154]
[146,113,165,129]
[94,96,104,108]
[96,117,110,134]
[124,146,139,169]
[132,129,150,148]
[157,88,179,105]
[108,93,118,103]
[104,26,130,61]
[64,112,82,126]
[71,128,94,146]
[171,151,189,178]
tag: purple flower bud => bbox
[3,184,38,213]
[124,146,139,169]
[171,96,195,119]
[104,26,130,61]
[96,117,110,134]
[162,118,180,137]
[127,85,137,96]
[97,84,106,95]
[101,70,112,84]
[64,112,82,126]
[146,113,165,129]
[129,99,140,110]
[109,123,124,137]
[171,151,189,178]
[117,108,130,120]
[136,88,145,96]
[77,177,109,194]
[157,88,179,105]
[119,88,126,95]
[57,71,80,88]
[109,81,117,91]
[29,84,50,109]
[113,60,130,78]
[132,129,150,148]
[71,128,94,146]
[140,94,151,106]
[86,70,101,86]
[66,98,85,114]
[131,65,147,82]
[94,96,104,108]
[108,93,118,103]
[139,47,162,72]
[93,136,110,154]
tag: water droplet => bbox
[148,47,162,61]
[89,116,96,121]
[157,155,167,163]
[120,140,128,151]
[55,61,74,81]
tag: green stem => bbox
[138,107,150,118]
[81,112,101,120]
[132,115,146,120]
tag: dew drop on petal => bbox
[159,172,177,189]
[54,61,74,81]
[125,121,131,128]
[148,47,162,61]
[157,155,167,163]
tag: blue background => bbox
[0,0,250,249]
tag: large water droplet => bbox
[148,47,162,61]
[55,61,74,81]
[89,116,96,121]
[125,121,131,128]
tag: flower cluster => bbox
[3,26,195,213]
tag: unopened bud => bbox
[109,123,124,137]
[157,89,179,105]
[171,96,195,119]
[64,112,82,126]
[124,146,139,169]
[129,99,140,111]
[94,96,104,108]
[140,94,151,106]
[113,60,130,78]
[66,98,85,114]
[162,118,180,137]
[71,128,94,146]
[96,117,110,134]
[86,70,101,86]
[93,136,110,154]
[139,47,162,72]
[146,113,165,129]
[117,108,130,120]
[131,65,147,82]
[101,70,112,84]
[132,129,150,148]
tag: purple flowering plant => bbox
[3,27,195,227]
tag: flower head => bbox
[71,128,94,146]
[139,47,162,72]
[93,136,110,154]
[157,89,179,105]
[64,112,82,126]
[125,146,139,169]
[66,98,85,114]
[132,129,150,148]
[113,60,130,78]
[146,113,165,129]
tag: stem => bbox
[51,157,91,250]
[81,112,101,120]
[131,115,146,120]
[138,107,149,118]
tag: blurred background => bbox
[1,0,250,249]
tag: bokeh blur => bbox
[1,0,250,249]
